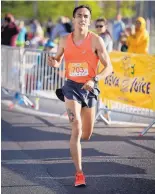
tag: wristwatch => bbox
[92,76,99,83]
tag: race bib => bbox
[68,62,88,76]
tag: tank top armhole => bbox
[89,32,99,58]
[64,33,72,49]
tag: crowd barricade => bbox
[1,46,22,92]
[96,52,155,136]
[21,49,65,97]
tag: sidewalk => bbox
[2,88,155,127]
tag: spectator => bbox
[95,18,113,122]
[127,17,149,54]
[120,26,135,52]
[63,17,73,33]
[16,21,27,47]
[29,19,36,37]
[1,13,19,46]
[29,31,43,48]
[46,18,53,38]
[112,13,125,50]
[35,20,44,38]
[44,39,57,52]
[125,27,133,37]
[51,16,72,41]
[120,35,128,52]
[95,18,113,52]
[29,21,44,49]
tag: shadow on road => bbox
[1,116,155,194]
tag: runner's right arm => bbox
[48,37,65,68]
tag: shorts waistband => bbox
[66,79,84,86]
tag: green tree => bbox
[1,1,34,18]
[1,1,136,22]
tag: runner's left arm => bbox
[95,36,113,79]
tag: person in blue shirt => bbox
[112,14,125,50]
[51,16,72,41]
[16,21,27,47]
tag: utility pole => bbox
[139,0,144,17]
[33,1,38,18]
[75,0,78,7]
[117,0,121,14]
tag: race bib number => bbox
[68,62,88,76]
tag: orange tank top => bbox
[64,32,99,83]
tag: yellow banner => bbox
[98,52,155,110]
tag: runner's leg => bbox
[81,106,96,140]
[64,97,83,173]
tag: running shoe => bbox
[74,172,86,187]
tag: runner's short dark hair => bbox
[73,5,92,18]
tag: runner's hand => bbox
[81,80,95,91]
[48,56,58,67]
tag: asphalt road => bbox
[1,103,155,194]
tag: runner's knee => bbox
[81,133,91,140]
[70,119,82,140]
[81,125,93,140]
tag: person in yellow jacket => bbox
[127,17,149,54]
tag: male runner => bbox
[48,5,113,187]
